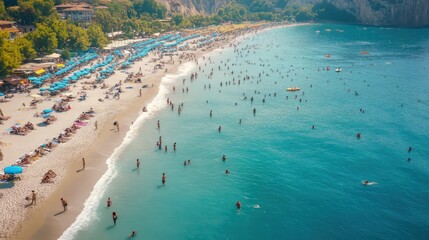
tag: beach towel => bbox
[74,121,88,126]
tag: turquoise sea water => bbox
[62,24,429,240]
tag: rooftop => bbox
[54,3,91,8]
[0,20,16,25]
[63,7,93,12]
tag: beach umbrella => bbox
[4,166,23,175]
[43,108,53,114]
[42,113,51,118]
[0,93,4,97]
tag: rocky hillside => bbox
[157,0,230,15]
[157,0,429,27]
[318,0,429,27]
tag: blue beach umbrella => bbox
[43,108,53,114]
[0,93,4,97]
[4,165,23,174]
[42,113,51,118]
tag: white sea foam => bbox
[59,62,196,240]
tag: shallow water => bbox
[63,24,429,240]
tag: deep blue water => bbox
[62,24,429,240]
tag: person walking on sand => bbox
[112,211,118,225]
[82,157,85,170]
[95,121,98,130]
[136,159,140,168]
[157,120,160,129]
[31,190,36,205]
[114,121,119,131]
[61,198,68,211]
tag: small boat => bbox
[286,87,301,92]
[335,68,342,72]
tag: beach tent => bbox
[4,166,23,174]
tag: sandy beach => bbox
[0,22,300,240]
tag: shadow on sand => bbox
[54,210,66,216]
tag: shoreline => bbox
[2,22,306,240]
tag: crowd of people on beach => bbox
[8,22,399,238]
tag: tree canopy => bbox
[87,23,108,48]
[0,30,22,77]
[0,0,320,77]
[27,24,57,54]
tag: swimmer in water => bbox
[107,197,112,207]
[225,169,230,174]
[129,230,137,237]
[362,180,377,185]
[235,201,241,210]
[112,211,118,225]
[162,173,166,185]
[222,155,227,161]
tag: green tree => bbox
[14,36,36,61]
[44,17,68,48]
[66,23,89,52]
[0,1,8,19]
[133,0,165,19]
[61,49,70,60]
[93,9,117,33]
[27,24,57,54]
[0,30,22,77]
[172,14,184,26]
[87,24,108,48]
[8,0,54,25]
[295,4,316,22]
[3,0,18,8]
